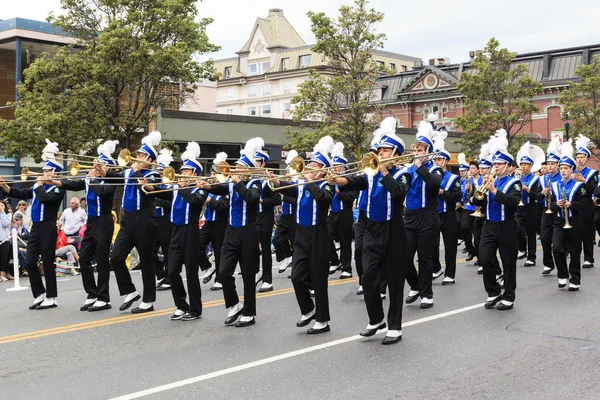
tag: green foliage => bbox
[0,0,219,159]
[559,55,600,149]
[454,38,543,158]
[287,0,387,160]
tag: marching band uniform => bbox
[574,135,598,268]
[432,137,462,285]
[155,142,208,320]
[336,119,410,344]
[405,121,443,309]
[56,140,118,311]
[276,137,334,334]
[459,154,477,262]
[1,140,65,310]
[199,138,264,327]
[328,143,356,279]
[104,131,162,313]
[154,150,174,291]
[273,150,299,273]
[552,142,585,291]
[475,131,521,310]
[471,160,487,271]
[515,143,542,267]
[540,137,562,275]
[255,149,281,292]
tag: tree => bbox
[454,38,543,158]
[559,55,600,150]
[286,0,388,160]
[0,0,219,160]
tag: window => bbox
[226,109,233,115]
[433,106,439,113]
[390,63,396,71]
[299,55,311,68]
[262,83,271,96]
[440,107,447,119]
[262,105,271,116]
[283,102,291,113]
[262,61,271,73]
[248,85,258,98]
[281,58,289,71]
[401,65,407,72]
[248,63,259,76]
[377,61,385,67]
[226,88,234,101]
[248,106,258,116]
[282,80,292,94]
[248,62,270,76]
[224,66,232,79]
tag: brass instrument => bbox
[455,202,463,210]
[470,206,484,218]
[160,166,227,185]
[544,174,553,214]
[269,157,361,181]
[117,149,167,169]
[516,170,524,207]
[473,168,497,201]
[594,197,600,207]
[560,187,572,229]
[272,168,363,191]
[68,160,123,176]
[141,180,212,195]
[360,152,441,176]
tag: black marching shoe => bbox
[405,291,419,304]
[466,253,475,262]
[307,324,330,335]
[497,301,514,311]
[542,266,554,275]
[474,260,480,266]
[360,322,386,337]
[182,312,201,321]
[382,335,402,345]
[80,299,96,311]
[462,248,468,254]
[484,295,502,309]
[119,293,141,311]
[296,313,316,328]
[131,304,154,314]
[224,309,244,326]
[235,317,255,327]
[88,302,112,312]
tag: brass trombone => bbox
[160,167,227,185]
[360,152,442,176]
[117,149,165,169]
[68,160,123,176]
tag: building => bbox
[374,43,600,142]
[212,8,422,119]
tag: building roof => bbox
[237,9,306,54]
[0,17,70,36]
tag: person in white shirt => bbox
[59,197,87,237]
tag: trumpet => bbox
[473,168,497,201]
[560,187,572,229]
[470,205,484,218]
[544,175,553,214]
[594,197,600,207]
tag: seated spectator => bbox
[60,197,87,239]
[15,200,32,231]
[56,221,80,264]
[80,198,87,213]
[0,201,12,282]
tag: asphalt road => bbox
[1,246,600,400]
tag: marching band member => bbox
[552,140,586,291]
[457,166,469,246]
[332,119,410,344]
[540,136,562,275]
[272,136,335,334]
[154,149,174,291]
[574,135,598,268]
[273,150,298,274]
[515,142,542,267]
[327,142,356,279]
[197,138,264,327]
[51,140,118,311]
[431,132,462,285]
[255,147,281,292]
[473,150,491,272]
[0,139,65,310]
[152,142,208,320]
[97,131,162,313]
[460,154,477,263]
[199,153,229,290]
[474,131,521,310]
[405,121,443,309]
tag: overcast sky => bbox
[3,0,600,64]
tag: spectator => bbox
[12,213,29,276]
[56,221,80,264]
[80,198,87,213]
[15,200,32,231]
[0,201,12,281]
[59,197,87,238]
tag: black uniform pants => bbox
[456,208,463,240]
[79,214,114,302]
[111,209,158,303]
[257,211,274,284]
[581,201,595,264]
[553,217,582,285]
[0,241,10,273]
[473,215,484,260]
[595,206,600,238]
[199,220,226,283]
[26,221,58,299]
[433,211,458,279]
[406,210,439,299]
[540,212,555,269]
[273,214,293,262]
[291,224,330,323]
[362,219,406,330]
[516,204,538,261]
[535,203,544,235]
[219,223,259,316]
[328,208,353,274]
[154,216,172,282]
[354,211,366,284]
[480,219,517,302]
[460,211,475,255]
[168,224,203,314]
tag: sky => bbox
[3,0,600,64]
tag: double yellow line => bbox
[0,278,358,345]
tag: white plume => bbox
[479,142,490,161]
[458,153,467,166]
[547,135,561,156]
[156,149,173,166]
[285,150,298,165]
[142,131,162,147]
[575,134,590,150]
[433,130,448,152]
[331,142,345,159]
[379,117,397,134]
[240,137,265,157]
[314,135,335,155]
[519,141,532,160]
[560,139,574,159]
[494,129,509,150]
[42,138,59,161]
[213,151,228,165]
[488,131,508,157]
[181,142,201,162]
[371,128,384,148]
[97,140,119,156]
[416,120,433,140]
